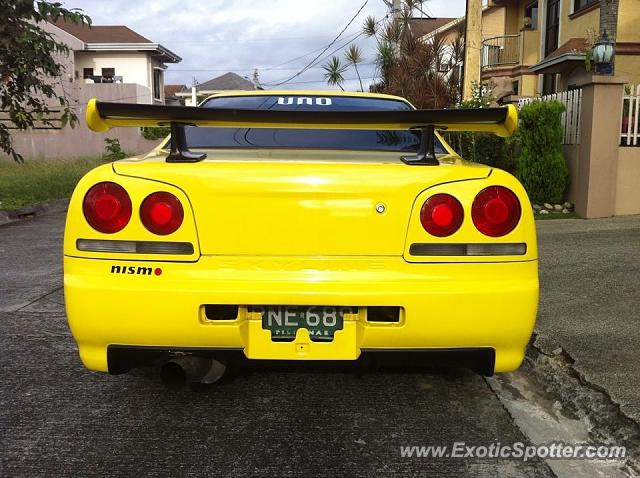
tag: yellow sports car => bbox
[64,91,538,388]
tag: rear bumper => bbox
[107,346,497,376]
[64,255,538,374]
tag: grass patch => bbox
[0,157,105,211]
[535,211,581,220]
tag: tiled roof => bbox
[408,18,457,38]
[197,72,255,91]
[164,84,186,97]
[545,38,588,60]
[53,19,152,44]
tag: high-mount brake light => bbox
[140,192,184,235]
[472,186,521,237]
[83,182,132,233]
[420,194,464,237]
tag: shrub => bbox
[141,126,170,141]
[515,100,569,204]
[448,132,518,174]
[445,81,516,173]
[102,138,126,161]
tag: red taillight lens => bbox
[472,186,521,237]
[420,194,464,237]
[83,182,132,233]
[140,192,184,235]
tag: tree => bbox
[344,44,364,92]
[322,56,348,91]
[362,0,463,108]
[0,1,91,162]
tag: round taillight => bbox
[140,192,184,235]
[472,186,521,237]
[83,182,132,233]
[420,194,464,237]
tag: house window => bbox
[573,0,597,13]
[544,0,560,56]
[82,68,94,79]
[524,1,538,29]
[101,68,115,83]
[153,69,163,101]
[512,80,520,96]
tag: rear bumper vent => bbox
[367,306,401,323]
[204,305,239,321]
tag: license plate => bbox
[250,306,356,342]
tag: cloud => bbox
[62,0,466,91]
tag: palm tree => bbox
[322,56,348,91]
[345,44,364,92]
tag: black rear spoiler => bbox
[86,99,517,165]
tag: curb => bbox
[0,198,69,227]
[0,210,10,227]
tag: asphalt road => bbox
[1,211,633,477]
[536,216,640,423]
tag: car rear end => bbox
[63,92,538,377]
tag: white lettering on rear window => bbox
[277,97,333,106]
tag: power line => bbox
[166,62,376,74]
[166,31,362,44]
[263,14,388,87]
[272,76,376,86]
[272,29,363,68]
[270,0,370,86]
[262,32,366,85]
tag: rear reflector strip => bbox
[76,239,194,255]
[409,243,526,256]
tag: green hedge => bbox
[446,131,517,174]
[445,81,517,174]
[141,126,170,141]
[515,100,569,204]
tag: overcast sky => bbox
[62,0,466,91]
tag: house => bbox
[176,72,257,106]
[418,2,640,219]
[164,85,187,105]
[50,19,181,104]
[6,20,182,160]
[478,0,640,99]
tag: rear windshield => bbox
[178,95,445,153]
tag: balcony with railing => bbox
[83,75,124,84]
[482,29,541,71]
[482,35,520,69]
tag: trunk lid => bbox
[114,149,490,256]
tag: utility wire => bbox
[166,61,376,73]
[263,14,388,87]
[269,0,369,86]
[272,29,363,68]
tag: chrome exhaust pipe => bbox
[160,356,226,390]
